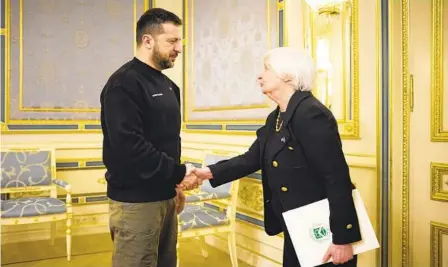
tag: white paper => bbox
[282,189,380,267]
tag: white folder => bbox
[282,189,380,267]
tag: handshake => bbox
[177,163,213,191]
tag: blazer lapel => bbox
[268,91,312,159]
[282,91,312,127]
[259,111,276,160]
[270,123,291,160]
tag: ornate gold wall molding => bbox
[1,0,151,133]
[183,0,273,116]
[304,0,360,139]
[182,0,284,134]
[239,179,264,214]
[431,0,448,142]
[401,0,410,266]
[430,162,448,202]
[430,221,448,267]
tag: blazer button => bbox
[346,224,353,229]
[288,146,294,151]
[272,161,278,167]
[281,186,288,192]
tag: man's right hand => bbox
[178,173,201,190]
[177,166,214,191]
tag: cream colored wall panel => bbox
[348,167,378,267]
[56,147,102,160]
[236,221,284,250]
[206,221,283,267]
[182,132,258,147]
[338,0,377,154]
[56,169,107,195]
[285,0,305,49]
[396,1,448,267]
[0,138,102,149]
[207,235,281,267]
[1,204,109,244]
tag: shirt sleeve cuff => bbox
[171,164,186,185]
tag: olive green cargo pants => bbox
[109,198,178,267]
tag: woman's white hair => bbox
[263,47,316,91]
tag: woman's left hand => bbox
[322,243,354,265]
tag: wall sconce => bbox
[304,0,348,14]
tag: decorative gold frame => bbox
[401,0,411,265]
[304,0,360,139]
[431,0,448,142]
[183,0,272,115]
[430,162,448,202]
[181,0,285,135]
[430,221,448,267]
[1,0,151,133]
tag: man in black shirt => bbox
[100,8,198,267]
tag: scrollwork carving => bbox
[239,182,263,212]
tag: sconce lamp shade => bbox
[304,0,347,10]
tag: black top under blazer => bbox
[208,90,362,245]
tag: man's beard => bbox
[153,45,174,70]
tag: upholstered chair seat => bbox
[1,197,67,218]
[185,191,231,203]
[179,204,229,231]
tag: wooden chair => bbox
[1,148,73,261]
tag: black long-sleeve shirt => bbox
[100,57,186,203]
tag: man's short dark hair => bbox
[136,8,182,45]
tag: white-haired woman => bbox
[192,47,360,267]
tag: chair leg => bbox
[227,232,238,267]
[176,239,180,267]
[50,221,56,245]
[66,217,72,261]
[200,236,209,258]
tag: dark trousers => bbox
[109,198,178,267]
[271,199,357,267]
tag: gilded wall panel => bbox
[3,0,146,131]
[432,0,448,141]
[431,162,448,202]
[303,0,360,138]
[237,177,264,219]
[184,0,278,122]
[431,221,448,267]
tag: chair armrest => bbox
[53,179,72,207]
[53,179,71,193]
